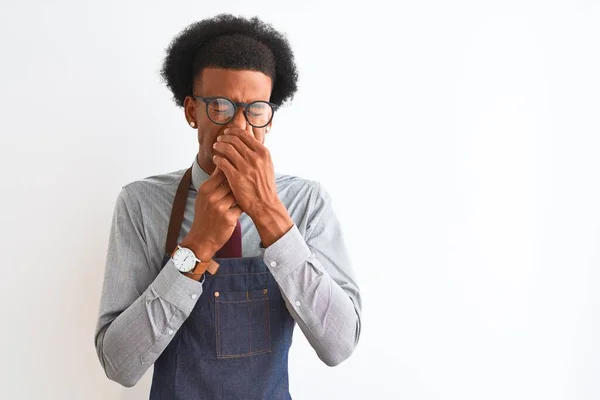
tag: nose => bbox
[228,106,247,130]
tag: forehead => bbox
[197,68,273,101]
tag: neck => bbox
[197,152,216,175]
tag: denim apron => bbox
[149,165,295,399]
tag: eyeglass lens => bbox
[207,98,273,127]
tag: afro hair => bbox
[161,14,299,107]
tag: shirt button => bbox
[168,329,174,335]
[191,294,198,300]
[270,261,277,267]
[295,300,301,307]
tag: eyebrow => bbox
[204,96,271,103]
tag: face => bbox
[183,68,274,174]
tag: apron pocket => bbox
[214,288,272,359]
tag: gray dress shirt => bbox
[94,155,362,387]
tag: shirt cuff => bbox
[262,224,312,278]
[151,259,204,315]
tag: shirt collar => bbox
[191,154,210,191]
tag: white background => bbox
[1,1,599,399]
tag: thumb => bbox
[210,165,227,186]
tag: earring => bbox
[190,121,196,128]
[266,127,270,132]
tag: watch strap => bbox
[190,258,220,276]
[171,246,220,276]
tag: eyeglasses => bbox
[192,96,279,128]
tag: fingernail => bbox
[213,143,217,148]
[224,128,230,134]
[217,136,223,141]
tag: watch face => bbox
[172,247,196,272]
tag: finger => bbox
[227,204,243,219]
[212,181,232,202]
[215,134,251,161]
[216,192,239,210]
[213,155,236,176]
[213,140,245,169]
[210,165,225,179]
[203,165,228,191]
[224,127,259,151]
[223,128,269,161]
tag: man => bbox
[94,14,362,399]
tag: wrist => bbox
[179,235,217,261]
[255,199,285,225]
[254,202,294,248]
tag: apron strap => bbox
[164,164,193,257]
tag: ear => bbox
[265,121,273,133]
[183,96,197,128]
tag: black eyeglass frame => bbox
[192,95,279,128]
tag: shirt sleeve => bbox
[94,187,204,387]
[260,182,362,366]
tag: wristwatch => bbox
[170,245,203,273]
[170,245,221,277]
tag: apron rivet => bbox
[214,292,220,297]
[263,289,268,295]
